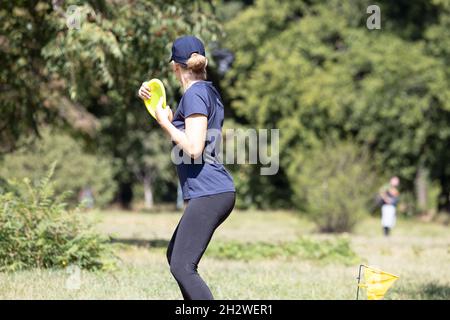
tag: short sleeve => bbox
[182,91,209,118]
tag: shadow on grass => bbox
[110,238,169,248]
[395,281,450,299]
[420,282,450,299]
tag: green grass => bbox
[206,237,359,265]
[0,209,449,299]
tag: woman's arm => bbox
[155,99,207,159]
[380,192,391,204]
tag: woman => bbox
[138,35,235,300]
[379,176,400,236]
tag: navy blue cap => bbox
[169,35,205,66]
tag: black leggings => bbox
[166,191,235,300]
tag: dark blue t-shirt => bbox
[172,81,235,200]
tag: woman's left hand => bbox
[155,97,173,126]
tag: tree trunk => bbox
[143,174,154,209]
[415,166,428,215]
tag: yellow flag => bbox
[358,265,399,300]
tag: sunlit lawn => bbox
[0,209,449,299]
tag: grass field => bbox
[0,209,449,300]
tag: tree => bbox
[423,0,450,212]
[42,0,221,207]
[222,0,450,213]
[0,0,102,153]
[1,0,222,207]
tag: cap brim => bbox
[170,57,188,66]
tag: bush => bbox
[290,142,379,233]
[0,164,115,272]
[0,128,116,208]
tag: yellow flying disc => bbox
[143,78,166,119]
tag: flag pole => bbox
[356,264,364,300]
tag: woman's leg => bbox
[168,192,235,300]
[166,223,190,300]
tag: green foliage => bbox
[399,179,442,217]
[0,128,116,207]
[0,164,115,272]
[228,163,293,210]
[206,236,359,265]
[0,1,57,152]
[222,120,293,209]
[290,142,379,232]
[397,191,416,217]
[222,0,450,212]
[41,0,221,197]
[2,0,450,211]
[1,0,222,207]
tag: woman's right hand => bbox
[138,82,151,100]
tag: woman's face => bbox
[390,177,400,187]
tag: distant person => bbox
[378,177,400,236]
